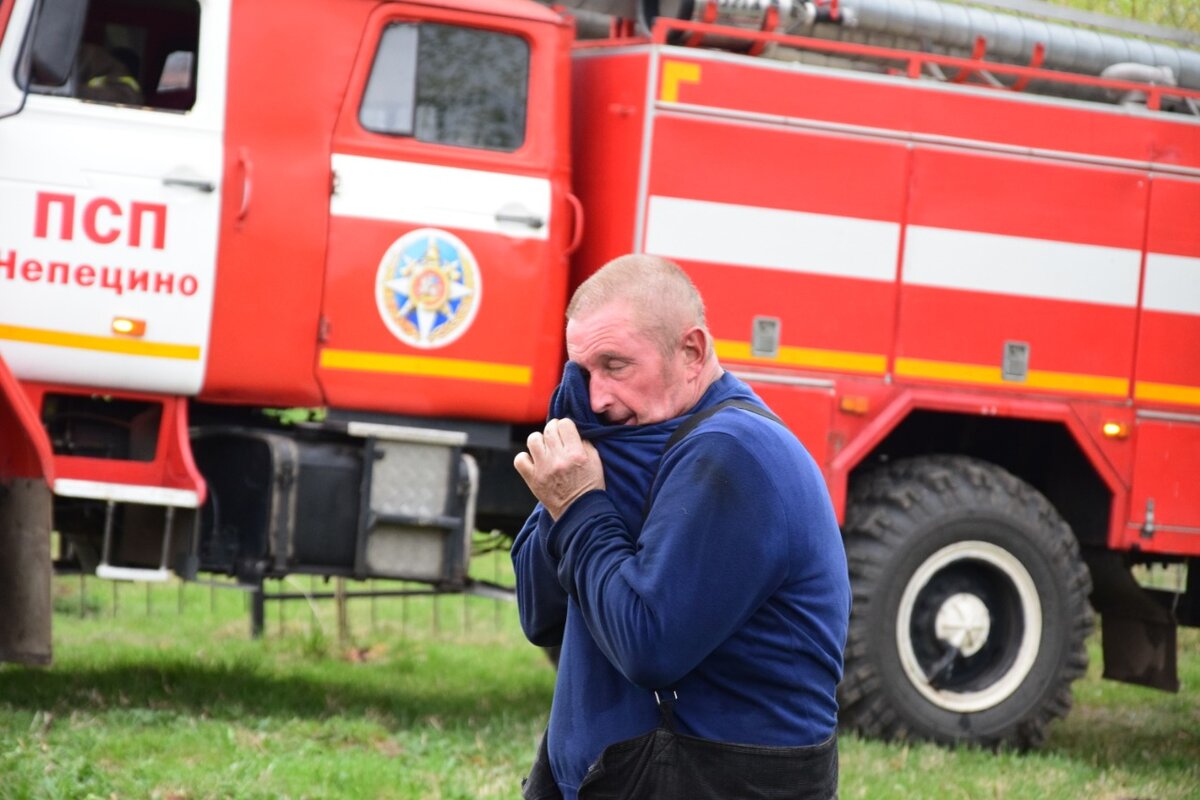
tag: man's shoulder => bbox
[693,403,794,449]
[669,373,810,464]
[678,393,819,480]
[672,400,798,464]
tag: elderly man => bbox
[512,255,850,800]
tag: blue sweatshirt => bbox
[512,364,850,799]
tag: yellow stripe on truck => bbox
[319,348,531,386]
[715,339,887,376]
[895,357,1128,397]
[0,323,201,360]
[1135,380,1200,408]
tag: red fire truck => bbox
[1,0,1197,748]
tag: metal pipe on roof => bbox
[550,0,1200,94]
[809,0,1200,91]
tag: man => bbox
[512,255,850,799]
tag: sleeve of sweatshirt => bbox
[511,503,568,647]
[544,430,790,688]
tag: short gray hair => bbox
[567,255,707,356]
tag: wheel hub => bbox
[933,592,991,657]
[895,540,1043,713]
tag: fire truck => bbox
[1,0,1197,748]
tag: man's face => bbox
[565,300,692,426]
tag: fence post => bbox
[493,550,499,631]
[250,580,265,639]
[336,577,348,648]
[370,580,377,631]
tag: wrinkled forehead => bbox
[566,301,648,359]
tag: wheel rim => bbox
[896,540,1042,713]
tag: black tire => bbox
[838,455,1093,748]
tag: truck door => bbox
[317,2,573,425]
[1126,177,1200,554]
[0,0,228,396]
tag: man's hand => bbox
[514,418,605,520]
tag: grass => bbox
[2,566,1198,799]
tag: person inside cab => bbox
[75,42,143,105]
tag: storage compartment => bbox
[191,424,476,585]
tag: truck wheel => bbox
[838,455,1093,748]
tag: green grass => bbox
[2,570,1198,799]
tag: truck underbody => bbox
[2,0,1198,752]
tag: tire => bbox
[838,455,1094,748]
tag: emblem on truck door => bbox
[375,229,481,349]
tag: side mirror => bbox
[25,0,89,86]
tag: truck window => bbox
[26,0,200,111]
[360,22,529,152]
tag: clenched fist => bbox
[514,418,605,520]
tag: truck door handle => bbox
[494,210,545,230]
[566,191,584,255]
[163,176,215,193]
[237,147,252,222]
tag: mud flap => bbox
[1085,550,1179,692]
[0,478,53,665]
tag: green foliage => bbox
[2,575,1197,799]
[262,407,327,426]
[1038,0,1200,34]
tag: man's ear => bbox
[680,327,708,372]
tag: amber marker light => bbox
[112,317,147,337]
[839,395,870,415]
[1102,421,1129,439]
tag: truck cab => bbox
[0,0,574,662]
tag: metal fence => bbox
[54,546,520,647]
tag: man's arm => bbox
[511,504,568,647]
[511,417,606,646]
[545,431,791,688]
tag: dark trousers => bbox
[523,727,839,800]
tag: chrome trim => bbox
[730,369,835,388]
[346,421,468,446]
[1136,409,1200,423]
[1127,522,1200,535]
[634,46,661,254]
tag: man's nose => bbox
[589,375,611,415]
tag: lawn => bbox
[1,566,1197,799]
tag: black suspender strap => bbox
[647,400,785,726]
[664,398,783,451]
[643,399,782,519]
